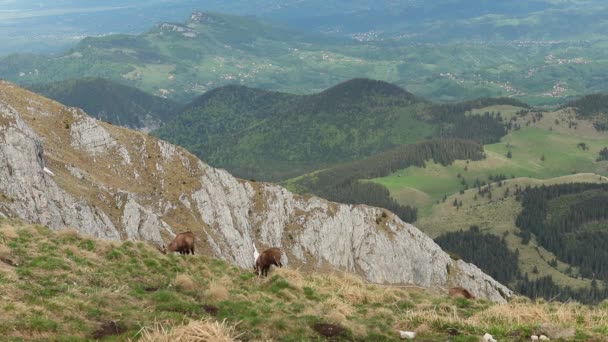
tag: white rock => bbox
[539,335,550,341]
[43,167,55,176]
[399,330,416,339]
[69,109,116,155]
[531,335,539,341]
[483,333,497,342]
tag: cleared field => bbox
[372,115,608,213]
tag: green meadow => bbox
[371,110,608,215]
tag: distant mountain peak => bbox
[155,22,199,38]
[320,78,417,100]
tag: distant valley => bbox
[2,10,608,105]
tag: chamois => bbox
[162,231,196,255]
[448,286,475,300]
[254,247,282,276]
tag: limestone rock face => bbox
[0,81,512,302]
[0,98,120,240]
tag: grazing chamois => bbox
[162,231,196,255]
[254,247,283,276]
[448,286,475,300]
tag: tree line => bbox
[515,183,608,280]
[428,98,527,144]
[435,225,519,284]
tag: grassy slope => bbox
[372,108,608,213]
[1,221,608,341]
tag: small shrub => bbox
[303,287,319,301]
[174,274,197,293]
[205,282,230,302]
[29,256,67,270]
[17,316,59,332]
[266,275,291,294]
[78,239,95,251]
[105,248,123,260]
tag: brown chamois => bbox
[254,247,283,276]
[162,231,196,255]
[449,286,475,300]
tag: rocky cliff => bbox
[0,81,512,302]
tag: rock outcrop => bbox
[0,81,512,302]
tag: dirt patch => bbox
[203,304,219,316]
[313,323,351,341]
[91,321,125,340]
[446,327,460,336]
[0,255,18,267]
[144,286,159,292]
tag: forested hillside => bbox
[154,79,433,180]
[154,79,521,181]
[516,184,608,281]
[29,78,178,131]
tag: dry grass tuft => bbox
[0,244,11,259]
[174,274,197,292]
[414,323,431,334]
[274,267,305,289]
[137,318,242,342]
[467,300,607,329]
[204,282,230,302]
[321,296,355,317]
[0,226,18,240]
[325,309,347,325]
[56,228,80,238]
[95,239,117,257]
[337,282,368,305]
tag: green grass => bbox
[2,221,608,340]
